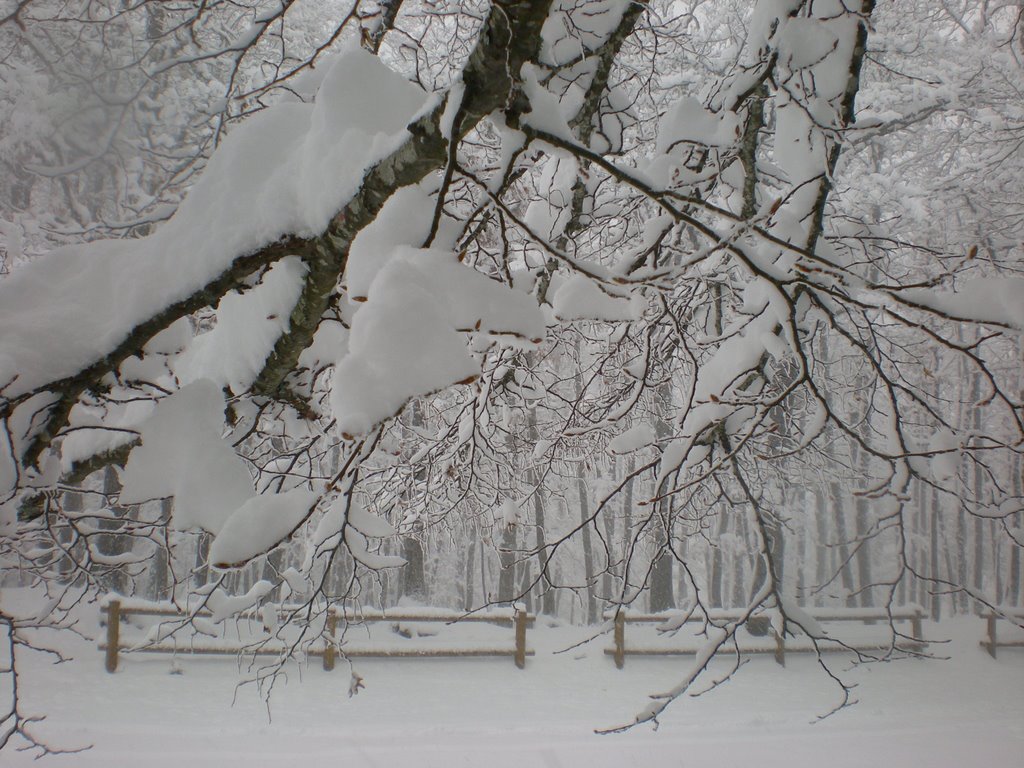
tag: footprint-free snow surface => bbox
[7,608,1023,767]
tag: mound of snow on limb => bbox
[345,183,438,300]
[552,275,644,321]
[0,45,426,399]
[209,489,319,568]
[177,257,307,393]
[609,423,657,454]
[119,380,253,534]
[332,248,545,436]
[902,278,1024,330]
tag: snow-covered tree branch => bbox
[0,0,1021,752]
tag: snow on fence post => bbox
[514,607,527,669]
[324,610,338,671]
[105,599,121,673]
[613,611,625,669]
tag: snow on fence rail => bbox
[980,609,1024,658]
[100,598,534,672]
[603,607,926,669]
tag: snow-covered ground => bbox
[8,611,1023,767]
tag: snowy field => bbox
[7,610,1024,767]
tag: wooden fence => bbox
[980,609,1024,658]
[105,600,1024,673]
[101,599,533,672]
[605,606,926,669]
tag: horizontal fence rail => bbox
[100,598,533,672]
[603,606,927,669]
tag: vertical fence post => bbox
[514,608,527,669]
[105,599,121,673]
[323,609,338,671]
[912,608,922,641]
[985,613,997,659]
[614,611,625,670]
[774,629,785,667]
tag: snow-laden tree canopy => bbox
[1,0,1022,748]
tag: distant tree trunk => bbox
[400,399,428,604]
[620,458,635,603]
[675,535,689,607]
[576,474,597,623]
[1010,449,1022,607]
[649,548,674,612]
[709,512,725,608]
[830,481,856,607]
[99,466,130,595]
[402,536,427,603]
[913,480,927,609]
[530,487,555,614]
[927,353,943,620]
[148,498,171,600]
[601,474,616,608]
[954,335,970,613]
[526,409,555,615]
[737,512,755,609]
[569,353,598,623]
[956,507,968,613]
[813,487,829,607]
[649,383,674,613]
[463,538,476,611]
[58,490,82,584]
[1010,528,1022,608]
[1014,344,1024,607]
[749,516,784,609]
[939,499,960,617]
[497,523,517,604]
[993,534,1004,607]
[851,441,873,608]
[517,555,534,615]
[648,499,674,613]
[971,369,986,608]
[769,514,785,601]
[194,532,211,588]
[479,540,488,605]
[795,497,808,606]
[260,548,285,593]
